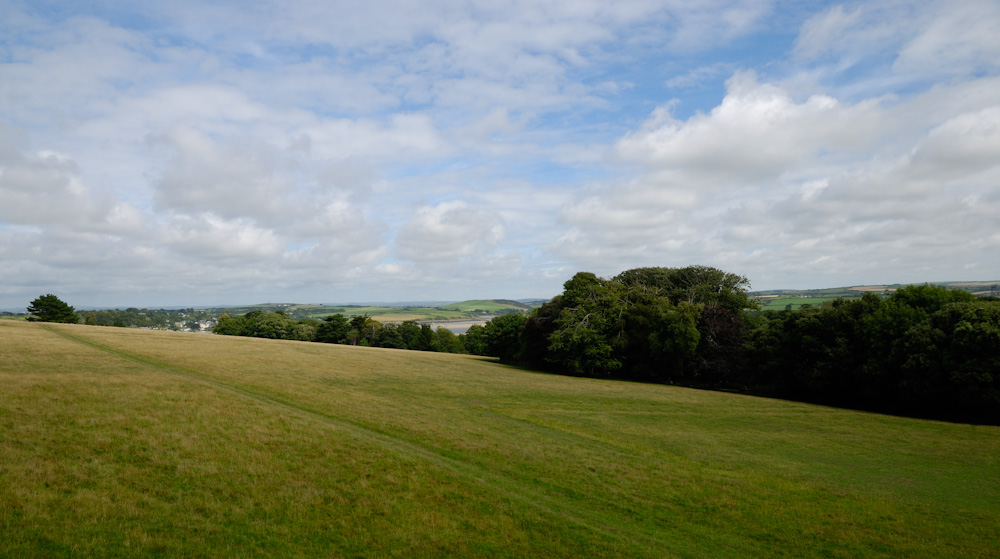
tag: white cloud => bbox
[1,0,999,307]
[0,131,146,238]
[666,0,774,50]
[793,4,870,62]
[616,71,888,184]
[906,107,1000,180]
[396,200,504,263]
[150,128,293,221]
[302,113,452,161]
[665,63,733,89]
[558,68,1000,286]
[790,0,1000,98]
[164,214,284,261]
[0,148,86,224]
[894,0,1000,78]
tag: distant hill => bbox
[438,299,534,313]
[185,299,543,323]
[753,280,999,310]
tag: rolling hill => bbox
[753,280,999,310]
[437,299,535,313]
[1,320,997,557]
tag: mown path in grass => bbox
[2,320,998,558]
[41,324,673,551]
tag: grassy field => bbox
[299,305,476,322]
[437,300,532,313]
[213,301,533,322]
[753,280,1000,311]
[2,321,998,558]
[756,296,849,310]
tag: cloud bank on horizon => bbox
[1,0,998,308]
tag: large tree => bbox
[480,313,527,364]
[542,271,702,380]
[27,294,78,323]
[612,265,754,313]
[315,314,351,344]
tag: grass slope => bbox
[437,300,532,313]
[1,321,997,558]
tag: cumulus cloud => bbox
[0,128,146,236]
[1,0,998,307]
[164,214,283,261]
[150,129,293,220]
[906,107,1000,180]
[396,201,504,264]
[0,148,88,225]
[616,72,889,188]
[302,114,452,162]
[556,68,1000,286]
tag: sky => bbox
[2,0,999,309]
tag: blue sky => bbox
[1,0,999,308]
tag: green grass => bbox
[757,296,850,310]
[753,280,1000,310]
[293,305,473,321]
[437,300,531,313]
[1,320,998,558]
[181,302,528,323]
[303,300,532,321]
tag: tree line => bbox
[213,311,468,353]
[742,285,999,423]
[466,266,999,424]
[22,295,211,329]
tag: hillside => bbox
[2,321,998,557]
[753,280,999,310]
[437,299,534,313]
[206,299,537,323]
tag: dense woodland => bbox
[22,265,1000,424]
[475,267,1000,424]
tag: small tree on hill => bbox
[27,294,78,323]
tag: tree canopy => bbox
[480,265,751,382]
[472,269,997,424]
[27,294,78,323]
[743,285,997,422]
